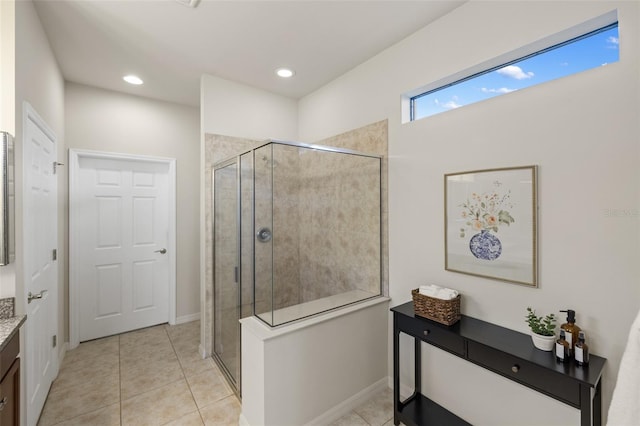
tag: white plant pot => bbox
[530,331,556,351]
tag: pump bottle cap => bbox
[560,309,576,323]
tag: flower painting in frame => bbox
[445,166,538,287]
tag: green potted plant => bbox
[525,307,557,351]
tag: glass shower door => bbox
[213,159,240,390]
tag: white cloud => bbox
[434,98,462,109]
[607,36,619,49]
[496,65,534,80]
[481,87,515,94]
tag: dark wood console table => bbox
[392,302,606,426]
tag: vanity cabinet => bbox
[392,302,606,426]
[0,332,19,425]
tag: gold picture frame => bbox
[444,165,538,287]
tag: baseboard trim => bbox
[57,342,69,370]
[176,313,200,324]
[239,377,390,426]
[305,377,389,426]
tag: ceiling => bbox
[33,0,466,107]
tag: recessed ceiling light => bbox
[123,75,143,85]
[276,68,295,78]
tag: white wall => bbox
[0,0,15,137]
[0,0,15,298]
[65,82,201,322]
[200,74,298,141]
[298,1,639,424]
[14,1,65,423]
[14,0,65,338]
[241,299,389,426]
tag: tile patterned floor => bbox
[37,320,394,426]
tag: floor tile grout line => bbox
[354,411,370,425]
[167,325,207,425]
[119,330,186,405]
[41,337,121,426]
[45,324,208,426]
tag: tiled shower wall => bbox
[297,150,382,301]
[204,120,388,352]
[313,120,389,298]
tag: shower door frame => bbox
[211,139,385,393]
[212,156,243,396]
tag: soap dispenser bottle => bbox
[574,331,590,366]
[556,330,570,363]
[560,309,581,351]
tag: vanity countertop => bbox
[0,315,26,352]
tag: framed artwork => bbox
[445,165,538,287]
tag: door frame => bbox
[69,149,177,349]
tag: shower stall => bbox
[212,140,383,395]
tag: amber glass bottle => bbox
[560,309,581,351]
[555,330,571,363]
[574,331,590,366]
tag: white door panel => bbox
[73,154,173,342]
[23,103,58,426]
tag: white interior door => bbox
[23,103,58,426]
[70,151,176,343]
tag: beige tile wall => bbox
[296,149,382,301]
[312,119,389,298]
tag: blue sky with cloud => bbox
[413,25,619,120]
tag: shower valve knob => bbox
[257,227,272,243]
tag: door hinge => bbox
[234,266,239,283]
[53,162,64,174]
[52,249,57,261]
[52,335,57,348]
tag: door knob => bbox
[28,290,47,304]
[155,248,167,254]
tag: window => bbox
[409,17,619,121]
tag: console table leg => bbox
[414,338,421,395]
[593,379,602,426]
[580,381,597,426]
[393,314,400,426]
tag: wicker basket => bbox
[411,289,461,326]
